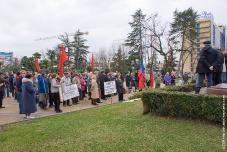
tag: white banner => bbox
[61,84,79,101]
[104,81,117,95]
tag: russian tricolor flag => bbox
[138,62,145,90]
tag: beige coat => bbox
[91,79,99,99]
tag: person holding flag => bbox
[138,62,145,91]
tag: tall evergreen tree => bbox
[110,47,128,74]
[72,30,89,71]
[20,56,35,71]
[125,9,146,65]
[170,7,198,75]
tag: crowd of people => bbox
[1,40,224,119]
[0,70,147,119]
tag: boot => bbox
[63,101,66,107]
[195,87,201,94]
[67,100,72,106]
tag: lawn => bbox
[0,101,225,152]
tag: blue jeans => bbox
[196,73,213,88]
[222,72,227,83]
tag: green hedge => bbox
[141,90,225,124]
[130,84,195,100]
[160,83,195,92]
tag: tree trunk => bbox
[142,100,150,114]
[178,34,185,76]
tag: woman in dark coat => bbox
[22,73,37,119]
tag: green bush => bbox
[130,84,195,100]
[141,90,225,124]
[160,83,195,92]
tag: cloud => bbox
[0,0,226,58]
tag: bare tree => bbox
[144,13,169,69]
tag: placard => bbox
[104,81,117,95]
[60,84,79,101]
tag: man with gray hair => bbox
[195,41,218,94]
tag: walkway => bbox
[0,95,129,126]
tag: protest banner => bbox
[59,84,79,101]
[104,81,117,95]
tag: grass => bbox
[0,101,225,152]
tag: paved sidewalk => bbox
[0,95,129,126]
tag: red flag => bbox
[90,53,94,73]
[34,58,40,72]
[58,46,68,77]
[150,71,154,89]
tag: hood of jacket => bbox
[22,78,33,84]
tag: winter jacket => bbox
[21,78,37,114]
[80,77,86,91]
[196,46,218,74]
[37,75,48,93]
[164,74,172,85]
[51,78,60,93]
[16,75,23,92]
[91,79,99,99]
[116,78,124,94]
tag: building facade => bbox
[0,52,14,65]
[183,12,227,73]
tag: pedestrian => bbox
[16,71,26,114]
[80,74,86,100]
[155,73,162,88]
[99,71,107,100]
[51,73,62,113]
[116,75,124,102]
[0,73,8,108]
[71,73,80,105]
[171,71,176,85]
[195,41,218,94]
[47,73,54,108]
[130,73,136,92]
[37,73,49,109]
[164,72,172,86]
[87,72,92,100]
[125,71,131,93]
[90,74,99,105]
[61,72,72,106]
[21,73,37,119]
[9,72,15,98]
[183,72,189,84]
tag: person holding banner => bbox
[90,74,99,105]
[51,73,62,113]
[61,72,72,106]
[71,73,80,105]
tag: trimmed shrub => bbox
[141,90,225,124]
[130,84,195,100]
[160,83,195,92]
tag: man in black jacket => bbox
[99,71,108,100]
[213,49,224,85]
[195,41,218,94]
